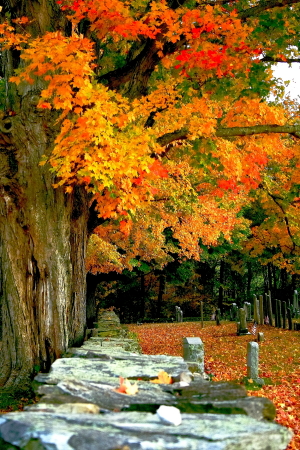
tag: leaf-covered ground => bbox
[128,321,300,450]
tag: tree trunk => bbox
[0,93,88,388]
[140,273,146,321]
[218,259,225,313]
[0,0,90,388]
[157,274,165,318]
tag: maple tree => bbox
[1,0,300,387]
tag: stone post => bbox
[244,302,251,321]
[277,300,282,328]
[287,307,293,331]
[237,308,250,335]
[183,337,204,375]
[282,301,286,329]
[246,342,264,385]
[266,293,273,326]
[253,295,260,324]
[259,295,264,325]
[179,308,183,322]
[274,299,278,328]
[293,290,298,311]
[257,332,264,342]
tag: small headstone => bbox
[246,342,264,385]
[175,306,183,322]
[183,337,204,374]
[257,332,264,342]
[237,308,250,335]
[179,308,183,322]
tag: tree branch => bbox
[216,124,300,138]
[239,0,300,20]
[262,56,300,63]
[156,124,300,149]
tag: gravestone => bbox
[237,308,251,335]
[253,295,260,324]
[287,307,293,331]
[175,306,183,322]
[266,293,273,326]
[293,290,298,311]
[258,332,264,342]
[244,302,252,321]
[282,301,286,329]
[183,337,204,375]
[246,342,264,385]
[259,295,264,325]
[274,298,278,328]
[277,300,282,328]
[230,303,238,321]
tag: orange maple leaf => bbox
[150,370,172,384]
[114,377,138,395]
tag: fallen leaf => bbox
[114,377,138,395]
[150,370,172,384]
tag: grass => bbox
[0,386,37,414]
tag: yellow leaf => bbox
[150,371,172,384]
[114,377,138,395]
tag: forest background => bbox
[1,0,300,388]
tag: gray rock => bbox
[35,378,276,421]
[0,411,292,450]
[25,403,100,414]
[34,354,190,385]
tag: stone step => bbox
[0,410,292,450]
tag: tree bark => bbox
[0,99,88,386]
[0,0,88,386]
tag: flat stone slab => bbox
[0,411,292,450]
[35,354,190,385]
[32,379,275,420]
